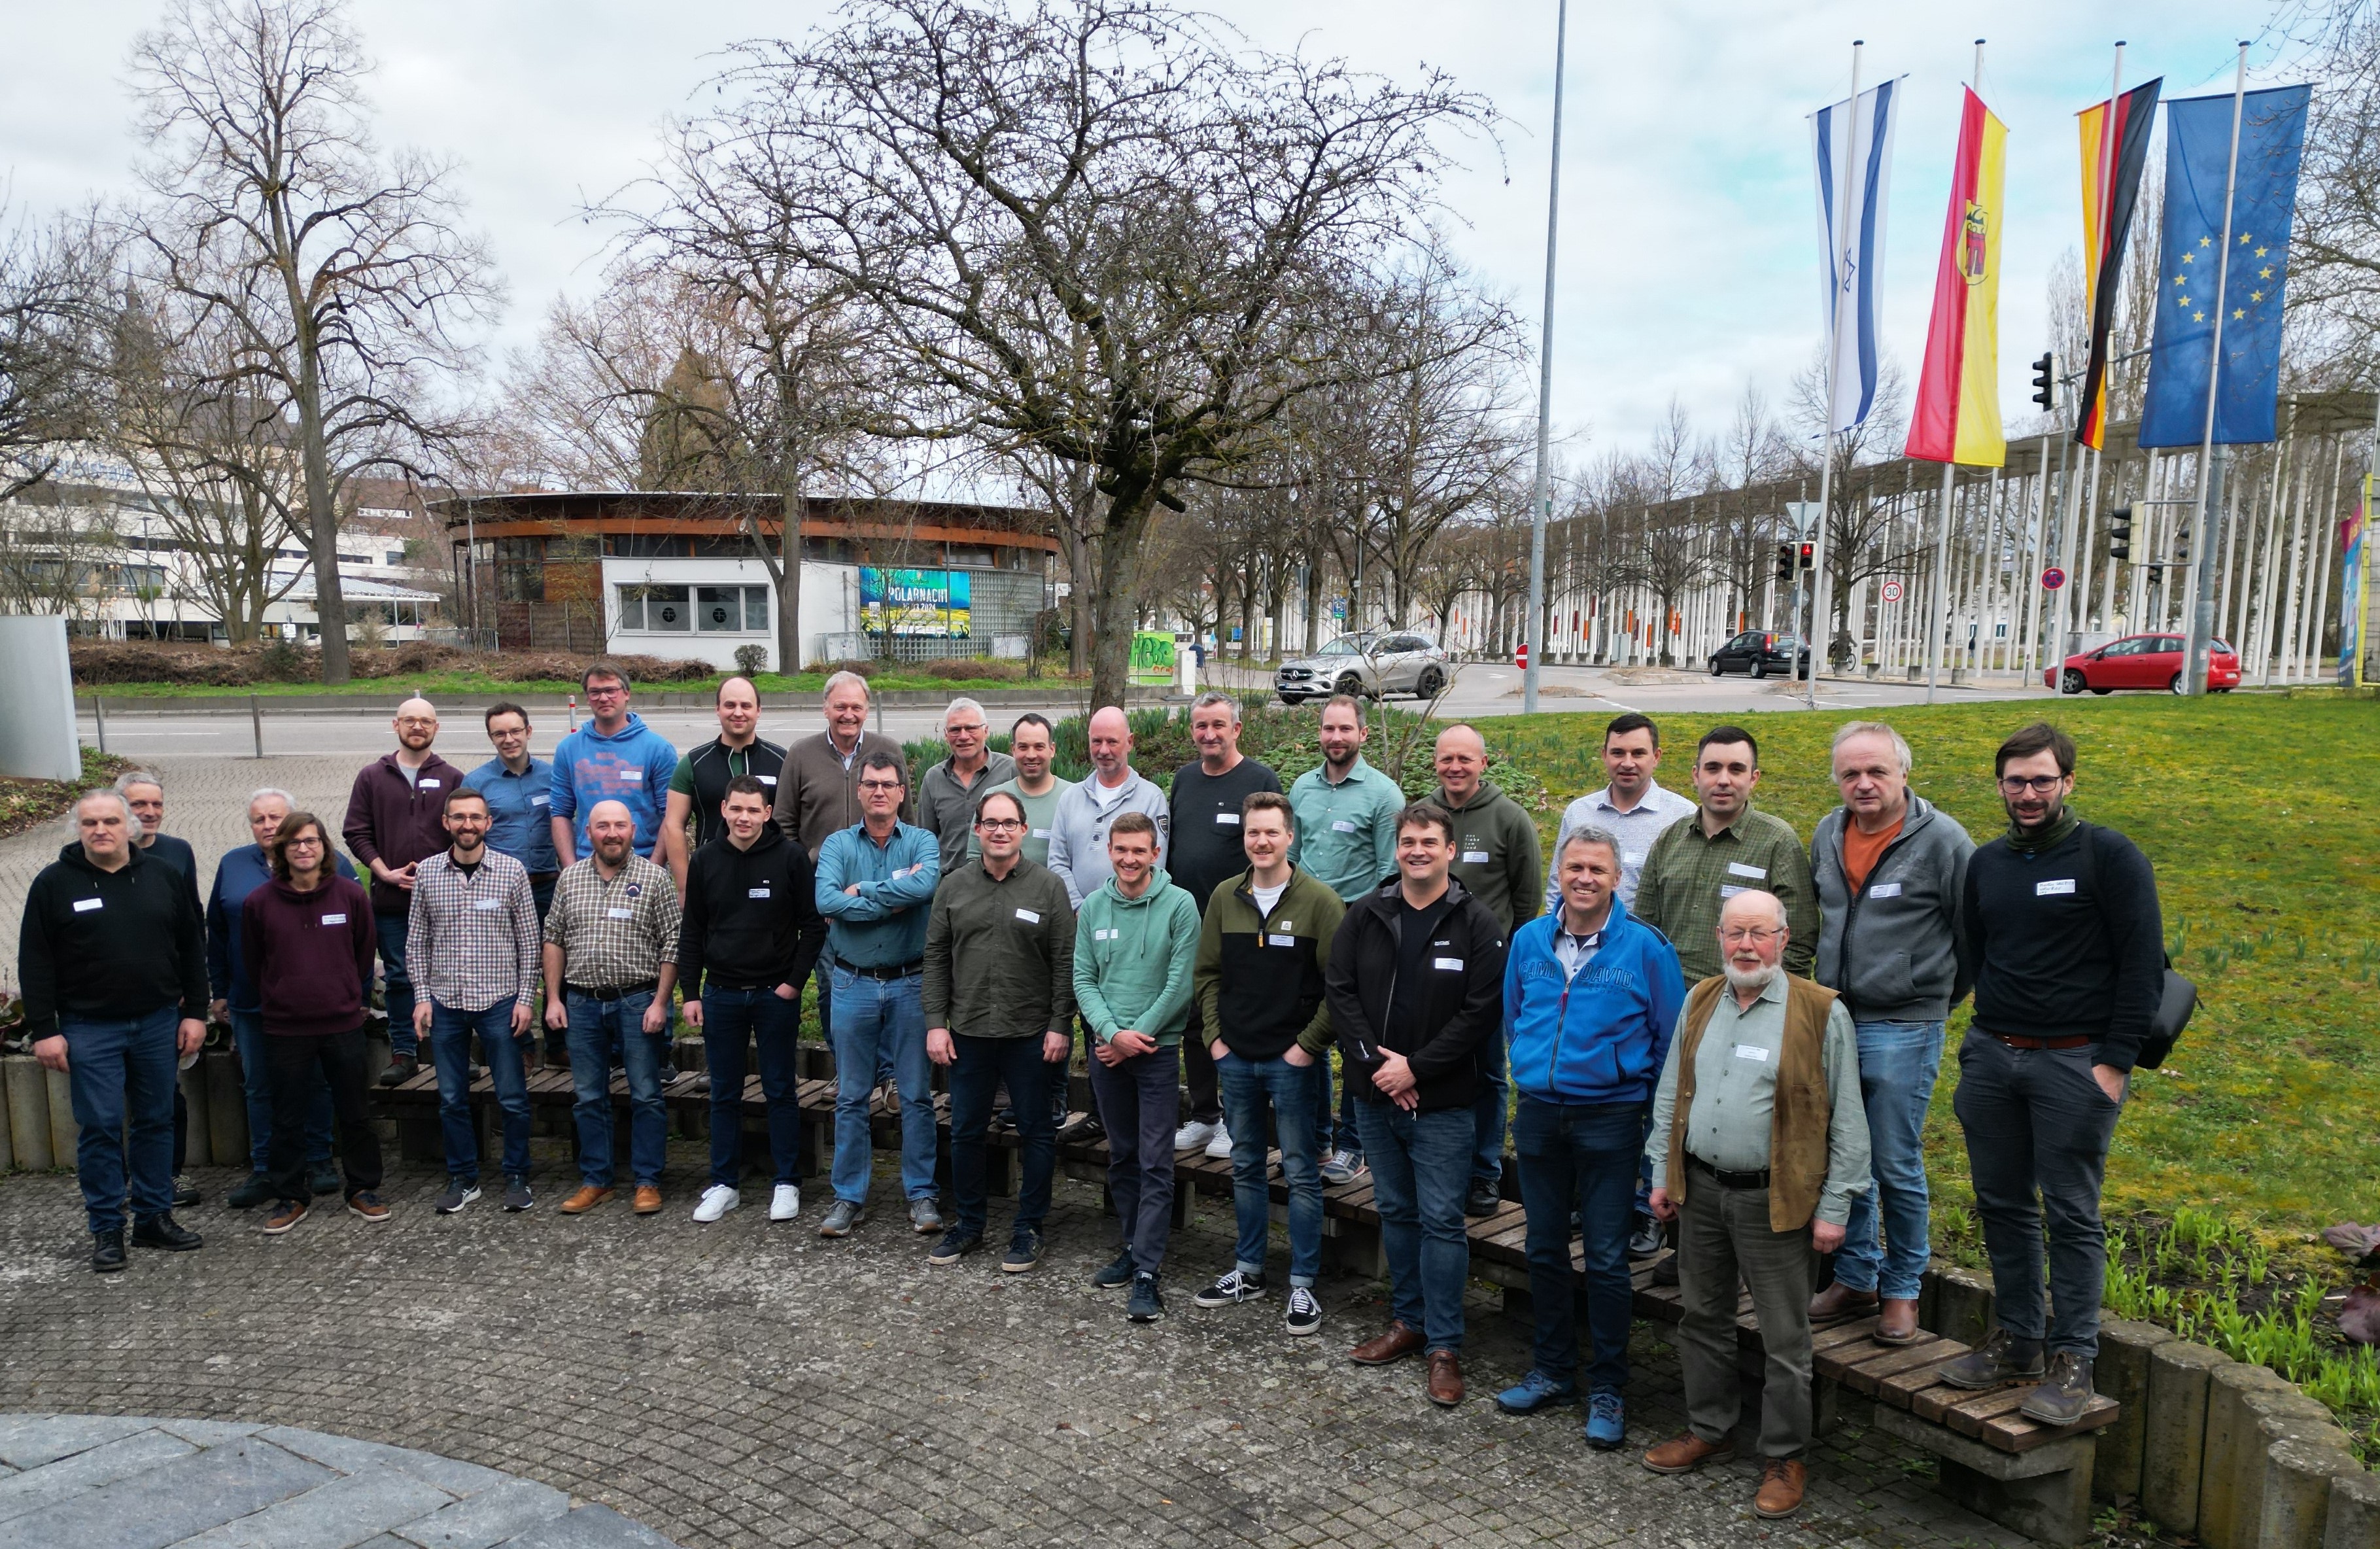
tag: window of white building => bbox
[618,583,767,633]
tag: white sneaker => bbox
[770,1183,801,1222]
[1203,1123,1234,1160]
[692,1185,740,1223]
[1173,1119,1218,1152]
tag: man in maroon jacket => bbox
[240,810,388,1233]
[343,697,464,1086]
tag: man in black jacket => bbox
[662,776,827,1226]
[17,790,209,1272]
[1327,801,1509,1409]
[1939,722,2164,1426]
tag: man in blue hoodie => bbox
[1494,824,1686,1449]
[547,661,679,864]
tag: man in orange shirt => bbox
[1805,722,1974,1344]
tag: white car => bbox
[1275,632,1450,703]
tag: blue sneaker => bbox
[1585,1390,1626,1450]
[1493,1370,1579,1414]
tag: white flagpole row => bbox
[1807,39,1863,706]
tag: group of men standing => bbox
[16,665,2163,1525]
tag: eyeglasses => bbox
[1997,774,2066,794]
[284,836,324,849]
[1717,926,1783,945]
[976,818,1024,831]
[858,779,904,792]
[585,685,627,698]
[396,717,436,728]
[946,723,986,736]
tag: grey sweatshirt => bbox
[1810,793,1975,1023]
[1045,768,1171,909]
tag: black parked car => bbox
[1707,630,1810,680]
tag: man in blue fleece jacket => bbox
[547,661,680,863]
[1494,824,1685,1450]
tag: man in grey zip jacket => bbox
[1806,722,1973,1344]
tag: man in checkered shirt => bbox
[407,785,542,1216]
[542,799,681,1219]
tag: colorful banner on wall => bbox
[1906,86,2009,466]
[2342,483,2369,687]
[859,568,972,638]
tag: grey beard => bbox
[1722,962,1777,996]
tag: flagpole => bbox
[1523,0,1569,715]
[2060,41,2128,687]
[2182,42,2251,699]
[1807,39,1863,706]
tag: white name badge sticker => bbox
[757,774,778,785]
[530,794,549,806]
[1331,820,1357,833]
[320,913,349,926]
[2037,879,2077,897]
[606,907,634,920]
[419,779,441,790]
[1725,862,1767,879]
[1014,908,1042,924]
[1215,812,1241,826]
[1718,884,1748,899]
[73,897,103,913]
[472,898,502,911]
[1432,956,1464,971]
[621,769,643,783]
[1095,928,1118,941]
[1461,850,1491,864]
[748,886,771,899]
[1869,882,1903,899]
[1268,933,1297,947]
[1734,1043,1771,1063]
[1031,827,1049,839]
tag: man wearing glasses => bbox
[548,662,679,865]
[918,697,1017,877]
[1937,722,2164,1428]
[343,697,467,1087]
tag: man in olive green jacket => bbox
[1072,811,1201,1321]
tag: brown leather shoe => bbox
[1808,1281,1879,1322]
[1754,1457,1806,1518]
[1641,1430,1738,1474]
[1349,1321,1426,1366]
[558,1185,615,1215]
[632,1185,663,1215]
[1876,1296,1920,1344]
[1426,1350,1464,1408]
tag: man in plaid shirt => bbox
[542,799,681,1217]
[407,786,542,1216]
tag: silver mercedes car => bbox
[1275,631,1451,703]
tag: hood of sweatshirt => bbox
[578,712,655,744]
[1095,867,1178,909]
[54,841,147,878]
[1436,780,1508,816]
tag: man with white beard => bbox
[1639,889,1868,1523]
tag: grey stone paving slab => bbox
[256,1429,494,1499]
[387,1478,572,1549]
[168,1464,457,1549]
[154,1420,268,1447]
[0,1435,329,1549]
[0,1427,195,1522]
[0,1411,159,1469]
[496,1506,679,1549]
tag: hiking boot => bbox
[2019,1351,2097,1425]
[133,1213,201,1251]
[927,1228,984,1266]
[1001,1231,1043,1273]
[818,1199,864,1238]
[91,1229,126,1274]
[1808,1281,1880,1322]
[1090,1247,1138,1289]
[1641,1431,1736,1474]
[347,1191,390,1222]
[1126,1271,1165,1323]
[262,1200,308,1236]
[377,1055,419,1087]
[1939,1328,2046,1390]
[1464,1181,1501,1217]
[1585,1391,1627,1450]
[228,1173,276,1210]
[1754,1457,1807,1518]
[1192,1268,1266,1308]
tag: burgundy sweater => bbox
[343,751,466,916]
[240,874,376,1036]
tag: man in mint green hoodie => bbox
[1073,810,1202,1323]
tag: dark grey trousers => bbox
[1088,1043,1180,1276]
[1675,1164,1818,1460]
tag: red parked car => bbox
[2044,632,2241,695]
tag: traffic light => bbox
[2107,504,2133,562]
[1774,542,1795,583]
[2173,524,2190,567]
[2031,351,2057,411]
[1797,542,1815,572]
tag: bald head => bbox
[1087,706,1133,783]
[1434,722,1487,805]
[392,697,439,756]
[1717,888,1788,933]
[587,799,638,865]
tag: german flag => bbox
[2075,79,2162,449]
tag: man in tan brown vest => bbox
[1638,888,1869,1520]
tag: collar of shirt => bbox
[1553,926,1604,977]
[1689,807,1751,844]
[1593,781,1673,816]
[1716,969,1789,1018]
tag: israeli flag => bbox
[1812,77,1904,432]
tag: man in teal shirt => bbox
[813,750,941,1240]
[1287,694,1406,1184]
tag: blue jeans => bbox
[230,1009,332,1173]
[1472,1038,1508,1190]
[948,1034,1058,1240]
[60,1007,179,1233]
[1354,1100,1474,1353]
[702,986,803,1188]
[1315,1053,1362,1154]
[1217,1051,1324,1287]
[1833,1020,1946,1302]
[1514,1096,1644,1393]
[378,912,417,1058]
[428,998,527,1181]
[566,990,670,1189]
[829,967,935,1205]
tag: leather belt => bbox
[842,959,924,982]
[1688,1153,1771,1190]
[1990,1032,2093,1051]
[566,980,657,1001]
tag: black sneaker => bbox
[990,1109,1018,1134]
[928,1228,984,1266]
[1284,1287,1323,1336]
[1464,1181,1501,1217]
[227,1173,277,1210]
[2019,1351,2097,1425]
[1193,1268,1266,1308]
[308,1162,342,1198]
[502,1175,534,1212]
[377,1055,419,1088]
[434,1179,481,1215]
[91,1230,126,1274]
[1940,1328,2046,1390]
[171,1175,201,1210]
[1126,1271,1165,1322]
[1090,1247,1138,1290]
[132,1213,201,1251]
[1001,1231,1043,1273]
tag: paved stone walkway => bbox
[0,1412,678,1546]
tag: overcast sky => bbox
[0,1,2314,470]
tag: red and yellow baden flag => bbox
[1907,88,2007,466]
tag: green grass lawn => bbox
[1495,691,2380,1237]
[80,670,1070,699]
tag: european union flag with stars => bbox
[2138,84,2312,447]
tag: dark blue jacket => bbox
[1502,896,1686,1107]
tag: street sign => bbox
[1516,640,1530,670]
[2042,567,2067,591]
[1879,580,1904,603]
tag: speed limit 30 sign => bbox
[1879,580,1904,603]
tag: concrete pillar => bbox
[2142,1340,2233,1535]
[2326,1462,2380,1549]
[2094,1318,2176,1504]
[2259,1438,2359,1549]
[44,1066,77,1160]
[6,1057,53,1170]
[2244,1395,2355,1549]
[2200,1363,2301,1547]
